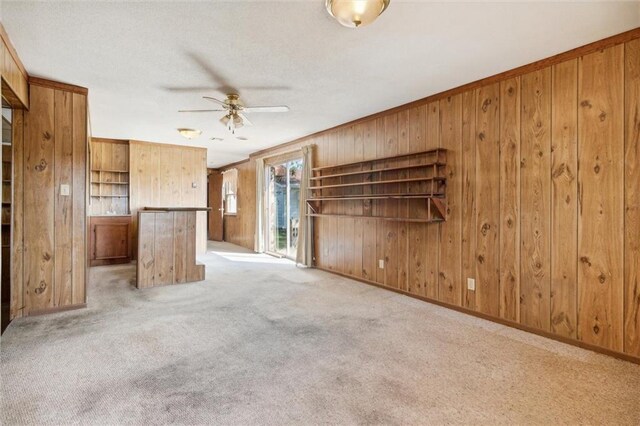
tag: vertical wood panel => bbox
[72,94,87,305]
[24,85,55,313]
[624,39,640,356]
[475,84,500,316]
[361,121,377,281]
[424,102,440,299]
[438,95,462,305]
[10,109,24,318]
[153,212,175,286]
[521,68,552,331]
[173,211,187,284]
[383,114,399,288]
[397,110,410,291]
[408,105,427,295]
[54,90,73,307]
[577,45,624,351]
[137,213,155,288]
[461,90,477,310]
[499,77,521,321]
[551,59,578,338]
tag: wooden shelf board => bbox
[90,195,129,198]
[309,176,445,190]
[311,162,445,180]
[308,193,445,201]
[311,148,447,172]
[91,169,129,173]
[90,181,129,185]
[307,213,444,223]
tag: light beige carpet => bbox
[1,241,639,425]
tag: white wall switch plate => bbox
[192,182,197,188]
[467,278,476,291]
[378,259,385,269]
[60,184,70,196]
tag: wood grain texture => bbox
[10,109,24,319]
[408,106,427,295]
[438,95,462,305]
[129,141,207,258]
[551,59,578,338]
[624,39,640,356]
[54,90,73,307]
[520,69,552,331]
[475,84,500,317]
[72,94,87,305]
[424,102,440,299]
[23,85,55,313]
[577,45,624,351]
[499,77,521,322]
[461,90,477,310]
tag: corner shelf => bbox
[307,148,448,223]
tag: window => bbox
[222,168,238,215]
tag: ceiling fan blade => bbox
[238,113,253,126]
[242,106,289,113]
[179,109,226,113]
[203,96,228,107]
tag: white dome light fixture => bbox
[177,128,202,139]
[325,0,390,28]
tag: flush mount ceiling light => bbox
[177,128,202,139]
[325,0,390,28]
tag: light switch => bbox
[60,184,70,196]
[378,259,385,269]
[192,182,197,188]
[467,278,476,291]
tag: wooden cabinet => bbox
[89,216,131,266]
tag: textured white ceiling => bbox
[2,1,639,167]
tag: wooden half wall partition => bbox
[11,79,89,318]
[0,23,29,108]
[220,28,640,363]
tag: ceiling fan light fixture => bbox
[325,0,390,28]
[177,128,202,139]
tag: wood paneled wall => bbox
[11,81,88,318]
[223,160,256,249]
[0,23,29,108]
[223,31,640,361]
[129,141,208,257]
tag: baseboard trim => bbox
[315,266,640,366]
[27,303,87,317]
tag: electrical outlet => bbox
[378,259,385,269]
[467,278,476,291]
[60,184,70,196]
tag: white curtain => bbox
[254,158,265,253]
[296,145,313,267]
[221,168,238,214]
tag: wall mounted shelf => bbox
[307,148,448,223]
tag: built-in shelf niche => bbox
[90,138,130,216]
[307,148,448,223]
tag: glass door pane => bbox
[265,158,304,260]
[267,163,288,256]
[287,159,303,258]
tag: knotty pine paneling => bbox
[222,159,256,250]
[223,32,640,361]
[577,45,624,352]
[625,39,640,357]
[520,69,552,332]
[129,141,207,257]
[14,82,88,317]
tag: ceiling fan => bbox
[179,94,289,134]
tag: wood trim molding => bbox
[91,137,129,145]
[129,139,207,152]
[0,22,28,79]
[220,158,251,170]
[29,77,88,95]
[27,303,87,317]
[218,26,640,169]
[317,267,640,366]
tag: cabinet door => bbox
[94,223,129,259]
[90,217,131,266]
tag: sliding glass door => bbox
[266,158,303,259]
